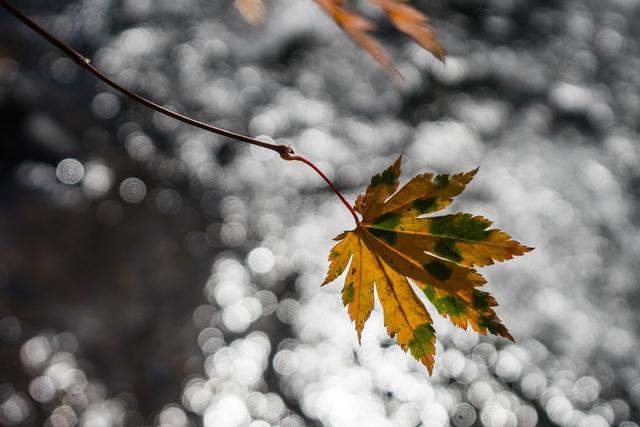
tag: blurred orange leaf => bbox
[372,0,445,61]
[314,0,399,77]
[235,0,266,26]
[235,0,446,76]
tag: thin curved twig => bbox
[0,0,361,226]
[0,0,287,156]
[285,153,360,225]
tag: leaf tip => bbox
[423,358,434,375]
[514,244,535,257]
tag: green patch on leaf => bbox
[432,174,450,189]
[433,239,462,262]
[422,286,436,301]
[412,197,437,214]
[435,295,467,316]
[369,228,398,245]
[472,290,491,310]
[408,323,435,359]
[343,282,355,303]
[429,214,490,242]
[424,261,452,281]
[372,212,401,230]
[371,168,397,187]
[423,286,466,316]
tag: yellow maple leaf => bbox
[324,156,532,373]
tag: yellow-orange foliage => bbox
[235,0,445,73]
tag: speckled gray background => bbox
[1,0,640,426]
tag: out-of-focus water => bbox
[1,0,640,425]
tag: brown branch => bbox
[285,153,360,225]
[0,0,361,225]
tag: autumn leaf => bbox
[314,0,399,77]
[371,0,445,61]
[324,156,532,373]
[235,0,266,26]
[236,0,445,75]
